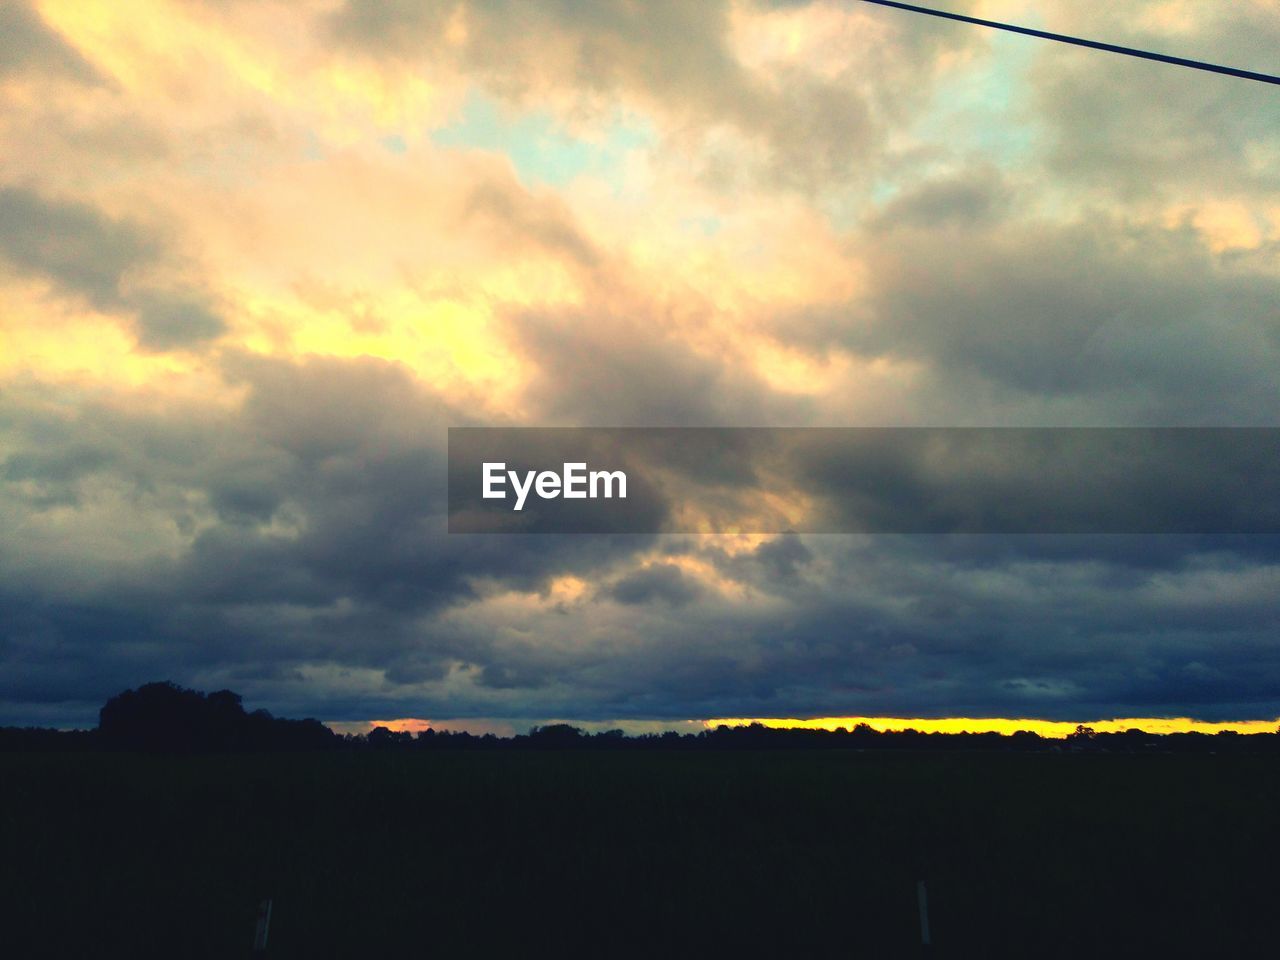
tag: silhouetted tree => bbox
[97,681,336,752]
[528,723,585,747]
[368,726,413,747]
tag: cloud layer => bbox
[2,0,1278,726]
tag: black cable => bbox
[857,0,1280,86]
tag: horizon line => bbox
[333,715,1280,740]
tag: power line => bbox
[857,0,1280,86]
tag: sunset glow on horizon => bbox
[335,714,1280,740]
[707,715,1280,737]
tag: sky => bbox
[1,0,1279,731]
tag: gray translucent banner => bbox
[447,428,1280,534]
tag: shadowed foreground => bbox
[2,749,1277,958]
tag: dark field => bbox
[3,749,1277,958]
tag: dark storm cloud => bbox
[435,529,1279,723]
[0,354,665,722]
[775,211,1280,421]
[0,1,100,83]
[167,355,658,611]
[463,179,600,272]
[504,307,815,426]
[329,0,748,102]
[878,533,1280,576]
[8,356,1280,726]
[0,186,226,349]
[1027,5,1280,198]
[0,186,155,307]
[133,293,227,351]
[869,166,1010,231]
[620,535,1280,723]
[789,429,1280,534]
[449,428,1280,535]
[746,532,813,581]
[609,563,702,606]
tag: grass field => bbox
[3,749,1277,958]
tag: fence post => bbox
[252,898,272,956]
[916,881,931,950]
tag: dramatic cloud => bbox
[0,186,226,348]
[2,0,1278,727]
[0,0,99,82]
[1029,2,1280,199]
[849,215,1280,417]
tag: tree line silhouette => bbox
[2,681,1278,754]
